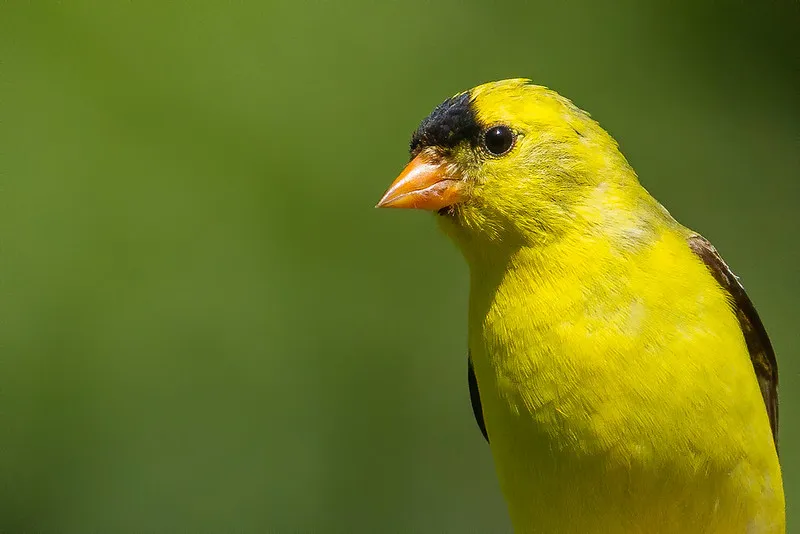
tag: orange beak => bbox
[376,153,463,211]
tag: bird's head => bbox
[377,79,639,260]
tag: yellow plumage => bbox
[378,79,784,533]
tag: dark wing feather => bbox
[468,351,489,443]
[688,234,779,453]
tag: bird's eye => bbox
[483,125,515,156]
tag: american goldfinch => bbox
[377,79,783,533]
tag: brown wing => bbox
[687,234,779,453]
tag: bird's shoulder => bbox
[685,232,779,451]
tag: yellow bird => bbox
[377,79,784,533]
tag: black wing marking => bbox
[688,234,779,453]
[468,351,489,443]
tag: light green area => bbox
[1,1,797,532]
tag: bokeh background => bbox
[1,1,798,532]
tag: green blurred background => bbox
[1,1,798,532]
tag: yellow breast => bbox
[468,228,784,533]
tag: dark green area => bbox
[1,1,798,532]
